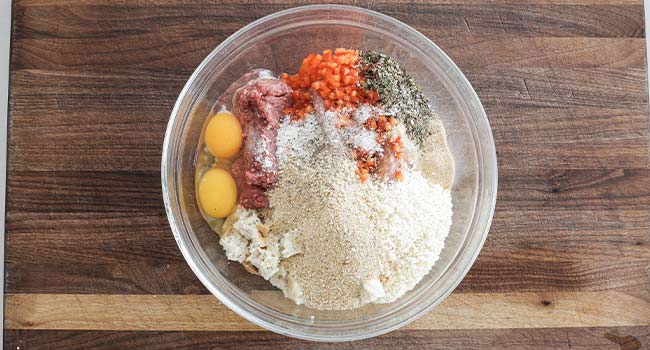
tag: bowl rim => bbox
[162,4,498,342]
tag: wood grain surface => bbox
[5,292,650,331]
[5,0,650,349]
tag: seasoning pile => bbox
[195,48,455,310]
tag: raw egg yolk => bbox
[198,168,238,218]
[205,111,242,159]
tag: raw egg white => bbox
[198,168,237,218]
[205,111,242,159]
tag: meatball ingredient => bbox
[361,50,436,146]
[220,206,301,280]
[205,110,243,159]
[276,114,324,165]
[198,168,238,218]
[268,143,452,310]
[231,77,292,209]
[281,48,378,119]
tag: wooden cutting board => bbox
[5,1,650,348]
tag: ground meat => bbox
[232,77,292,209]
[231,158,271,208]
[234,78,291,135]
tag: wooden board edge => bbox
[1,0,12,346]
[5,291,650,332]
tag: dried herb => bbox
[360,50,435,145]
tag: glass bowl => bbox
[162,4,497,342]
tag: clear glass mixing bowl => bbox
[162,5,497,342]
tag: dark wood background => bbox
[5,0,650,349]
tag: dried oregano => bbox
[360,50,434,146]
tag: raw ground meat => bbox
[232,77,292,209]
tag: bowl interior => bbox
[163,5,496,341]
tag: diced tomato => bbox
[281,48,379,118]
